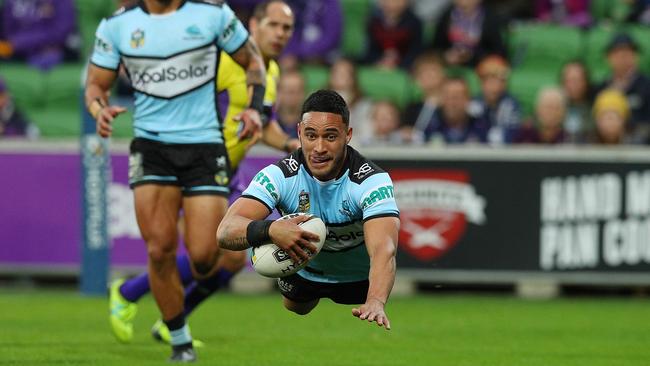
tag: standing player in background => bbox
[217,90,400,330]
[107,0,299,349]
[86,0,266,362]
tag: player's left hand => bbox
[352,298,391,330]
[234,108,263,147]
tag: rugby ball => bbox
[251,213,327,278]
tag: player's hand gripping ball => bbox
[251,213,326,278]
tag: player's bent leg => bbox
[182,195,228,280]
[282,296,319,315]
[134,185,184,321]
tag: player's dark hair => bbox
[301,89,350,126]
[253,0,288,21]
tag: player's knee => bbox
[283,298,317,315]
[192,259,217,279]
[146,241,176,265]
[220,250,247,273]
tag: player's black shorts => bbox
[277,272,369,305]
[128,137,231,197]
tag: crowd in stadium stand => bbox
[1,0,650,145]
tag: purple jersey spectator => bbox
[282,0,342,63]
[1,0,78,70]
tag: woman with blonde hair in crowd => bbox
[589,89,631,145]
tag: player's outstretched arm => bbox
[352,216,400,330]
[231,37,267,143]
[85,64,126,138]
[217,198,318,262]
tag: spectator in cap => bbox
[589,89,631,144]
[0,0,80,70]
[0,78,39,139]
[595,32,650,143]
[469,54,522,144]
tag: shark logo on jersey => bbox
[184,25,205,40]
[353,163,374,180]
[298,190,310,213]
[130,29,145,49]
[283,155,299,172]
[339,200,353,217]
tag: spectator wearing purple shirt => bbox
[280,0,342,68]
[0,0,79,70]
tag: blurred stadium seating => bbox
[1,0,649,138]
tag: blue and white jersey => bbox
[90,0,249,143]
[242,146,400,283]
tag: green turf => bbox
[1,290,649,365]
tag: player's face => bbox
[252,2,294,59]
[299,112,352,181]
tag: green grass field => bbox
[1,289,649,366]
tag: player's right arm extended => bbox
[85,64,126,138]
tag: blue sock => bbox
[183,268,235,316]
[164,313,192,347]
[120,255,194,302]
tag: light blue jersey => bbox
[90,0,249,143]
[242,146,400,283]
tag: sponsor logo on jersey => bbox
[392,169,486,262]
[277,278,294,293]
[128,152,143,183]
[130,29,145,49]
[220,17,239,45]
[361,185,394,209]
[353,163,374,180]
[253,171,279,200]
[323,222,364,251]
[298,190,310,213]
[122,45,217,98]
[283,155,299,172]
[94,37,112,54]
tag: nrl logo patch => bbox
[130,29,145,49]
[392,169,486,262]
[298,190,310,213]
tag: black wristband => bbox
[249,84,265,114]
[246,219,273,247]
